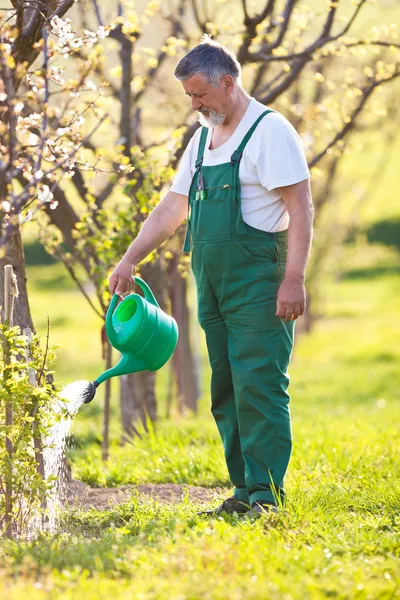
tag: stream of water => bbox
[27,381,90,538]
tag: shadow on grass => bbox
[32,273,75,291]
[346,352,397,365]
[341,264,400,281]
[365,218,400,252]
[25,241,57,266]
[343,218,400,281]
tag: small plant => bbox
[0,323,62,538]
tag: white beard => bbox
[198,109,225,128]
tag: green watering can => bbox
[82,277,178,404]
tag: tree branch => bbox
[56,252,104,318]
[191,0,207,33]
[344,40,400,51]
[321,0,339,39]
[263,0,298,54]
[134,11,187,103]
[309,71,400,169]
[256,56,309,104]
[91,0,104,27]
[332,0,367,40]
[249,0,370,64]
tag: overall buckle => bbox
[230,150,243,165]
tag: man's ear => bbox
[222,75,234,95]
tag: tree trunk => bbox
[120,370,157,444]
[119,260,164,443]
[0,225,34,331]
[167,254,199,413]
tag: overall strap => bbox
[195,126,209,170]
[230,109,274,165]
[230,109,274,236]
[183,126,209,253]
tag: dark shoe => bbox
[240,501,278,521]
[197,496,250,516]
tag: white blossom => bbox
[50,16,75,47]
[50,16,105,51]
[56,127,70,136]
[28,133,39,145]
[38,185,53,204]
[96,26,109,39]
[84,79,97,91]
[50,66,65,84]
[1,201,11,212]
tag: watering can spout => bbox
[95,353,147,386]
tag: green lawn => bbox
[1,226,399,599]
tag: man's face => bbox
[181,75,231,127]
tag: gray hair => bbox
[174,35,241,87]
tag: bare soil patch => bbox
[62,479,225,511]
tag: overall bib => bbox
[183,110,295,506]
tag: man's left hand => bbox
[276,276,306,322]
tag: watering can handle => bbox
[105,293,119,347]
[106,276,159,331]
[133,276,160,308]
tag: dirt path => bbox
[62,480,225,511]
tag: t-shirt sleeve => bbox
[256,118,310,192]
[170,131,199,197]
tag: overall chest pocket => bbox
[190,184,232,242]
[198,183,231,202]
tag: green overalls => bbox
[183,110,295,507]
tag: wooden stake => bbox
[23,328,36,386]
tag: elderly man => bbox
[109,38,314,517]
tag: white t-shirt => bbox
[170,97,310,232]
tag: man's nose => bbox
[192,97,202,111]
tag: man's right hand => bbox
[109,257,136,295]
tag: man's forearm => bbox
[284,208,314,281]
[123,191,188,265]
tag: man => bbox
[109,37,314,517]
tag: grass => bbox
[1,228,398,598]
